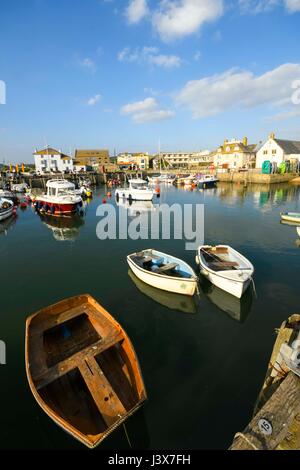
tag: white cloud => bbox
[79,57,96,71]
[194,50,201,61]
[148,53,181,68]
[118,46,181,68]
[284,0,300,12]
[87,94,102,106]
[121,97,157,115]
[176,63,300,118]
[125,0,149,24]
[120,97,175,123]
[239,0,279,14]
[133,109,175,123]
[152,0,224,42]
[239,0,300,13]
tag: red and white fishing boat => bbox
[34,180,83,216]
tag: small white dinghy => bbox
[127,249,198,296]
[281,212,300,224]
[297,227,300,238]
[196,245,254,299]
[0,198,14,222]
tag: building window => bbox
[263,150,268,155]
[272,149,277,155]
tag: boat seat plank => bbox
[34,331,124,390]
[209,261,240,268]
[79,358,127,427]
[157,263,179,273]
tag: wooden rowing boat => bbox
[196,245,254,298]
[127,249,198,296]
[25,294,147,449]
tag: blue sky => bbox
[0,0,300,163]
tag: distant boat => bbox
[25,294,147,449]
[158,174,176,184]
[147,174,161,185]
[281,212,300,224]
[127,249,198,296]
[11,182,28,192]
[197,175,218,189]
[0,198,14,222]
[128,269,198,314]
[196,245,254,299]
[115,179,154,201]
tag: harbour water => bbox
[0,182,300,450]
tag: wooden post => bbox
[230,372,300,450]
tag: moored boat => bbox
[0,198,14,222]
[196,245,254,299]
[115,179,154,201]
[197,175,218,189]
[25,294,147,449]
[281,212,300,224]
[127,249,198,296]
[34,179,83,216]
[297,227,300,238]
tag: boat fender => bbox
[79,201,83,207]
[44,204,50,212]
[116,193,119,202]
[129,194,132,201]
[50,206,55,214]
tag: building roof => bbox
[75,149,109,158]
[34,147,61,155]
[274,139,300,155]
[34,147,72,159]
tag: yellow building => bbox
[117,153,149,170]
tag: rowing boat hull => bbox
[281,213,300,224]
[127,255,197,296]
[199,265,251,298]
[25,294,147,449]
[196,246,254,299]
[115,188,154,201]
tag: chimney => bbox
[243,136,248,146]
[269,132,275,140]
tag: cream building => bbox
[213,137,256,170]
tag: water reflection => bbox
[0,214,17,236]
[116,199,158,217]
[38,214,85,242]
[200,277,254,323]
[128,269,198,314]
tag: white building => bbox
[153,150,213,169]
[213,137,257,170]
[256,133,300,169]
[34,147,74,174]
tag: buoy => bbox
[107,192,112,198]
[102,198,107,204]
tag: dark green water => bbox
[0,182,299,450]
